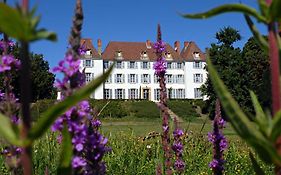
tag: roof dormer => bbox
[165,51,173,60]
[193,51,200,60]
[140,50,149,60]
[115,50,123,60]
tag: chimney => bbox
[97,39,102,56]
[184,41,189,48]
[174,41,180,53]
[146,40,151,49]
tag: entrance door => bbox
[143,89,150,100]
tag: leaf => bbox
[249,152,266,175]
[271,110,281,141]
[244,15,269,52]
[33,29,57,41]
[207,55,281,165]
[181,4,267,23]
[258,0,269,17]
[0,3,30,41]
[269,0,281,20]
[0,113,22,146]
[250,91,271,137]
[57,125,72,175]
[28,64,114,140]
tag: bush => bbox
[167,100,200,121]
[30,99,56,121]
[89,99,128,118]
[129,100,160,118]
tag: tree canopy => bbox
[0,42,56,102]
[202,27,270,119]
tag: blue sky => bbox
[9,0,267,71]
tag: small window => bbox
[193,61,202,69]
[140,51,149,60]
[165,52,173,60]
[115,50,123,60]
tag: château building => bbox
[79,38,207,101]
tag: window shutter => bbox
[122,89,125,99]
[91,73,94,80]
[122,62,125,69]
[83,60,86,67]
[136,89,138,99]
[148,75,151,83]
[122,74,125,83]
[115,89,117,99]
[128,74,130,83]
[136,75,138,83]
[127,62,130,68]
[109,89,112,99]
[114,74,117,83]
[140,62,143,69]
[135,62,138,69]
[91,60,94,67]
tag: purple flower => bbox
[72,156,87,168]
[92,119,102,127]
[0,55,21,72]
[173,129,184,138]
[208,99,228,174]
[174,159,185,172]
[172,142,183,154]
[153,57,167,76]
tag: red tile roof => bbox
[80,38,100,58]
[180,41,206,61]
[101,41,182,61]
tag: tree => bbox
[202,27,271,119]
[202,27,244,119]
[0,43,56,102]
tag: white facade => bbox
[80,57,207,101]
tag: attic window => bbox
[165,52,173,60]
[193,52,200,59]
[86,50,92,56]
[115,50,123,60]
[140,51,149,60]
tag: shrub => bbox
[129,100,160,118]
[30,99,56,121]
[167,100,200,121]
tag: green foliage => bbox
[182,3,267,23]
[167,100,200,121]
[89,100,128,118]
[0,113,21,146]
[28,65,114,141]
[30,99,56,121]
[207,56,281,165]
[0,3,56,42]
[202,28,270,119]
[129,101,160,118]
[57,125,72,175]
[0,44,56,102]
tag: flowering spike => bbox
[208,99,228,175]
[157,24,162,42]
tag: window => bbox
[141,74,151,83]
[167,62,172,69]
[154,89,160,101]
[165,52,173,60]
[105,74,112,83]
[83,59,93,68]
[167,74,173,84]
[176,75,184,84]
[140,51,149,60]
[154,75,159,83]
[128,89,138,99]
[115,74,125,83]
[115,89,125,99]
[128,61,137,69]
[176,89,185,99]
[193,61,202,69]
[141,62,150,69]
[194,88,202,98]
[193,74,203,83]
[85,73,94,83]
[104,89,112,99]
[176,62,184,69]
[128,74,138,83]
[104,61,109,69]
[86,50,92,56]
[115,61,124,69]
[168,88,176,99]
